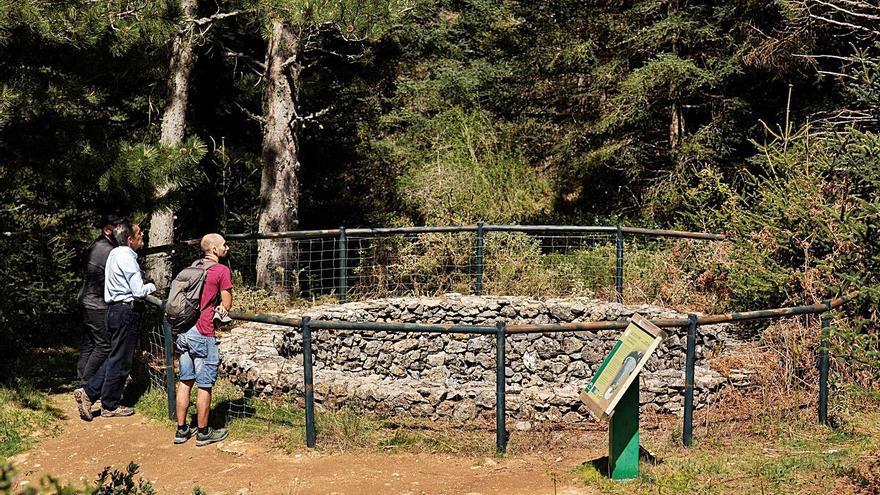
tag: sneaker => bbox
[73,388,93,422]
[101,406,135,417]
[213,306,232,325]
[174,425,196,444]
[195,427,228,447]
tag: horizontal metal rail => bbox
[482,225,618,233]
[227,311,497,335]
[505,292,857,334]
[141,226,479,255]
[619,226,726,241]
[148,291,855,334]
[144,290,856,455]
[140,224,726,255]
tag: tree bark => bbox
[256,20,301,292]
[147,0,198,289]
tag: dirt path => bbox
[10,396,603,494]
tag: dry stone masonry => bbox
[220,294,742,425]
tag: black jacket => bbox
[76,236,116,310]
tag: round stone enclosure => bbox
[220,294,738,424]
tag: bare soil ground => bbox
[10,396,607,494]
[10,337,880,495]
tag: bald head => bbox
[201,233,229,261]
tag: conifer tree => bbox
[148,0,200,289]
[0,1,186,344]
[246,0,411,291]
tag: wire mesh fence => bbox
[230,233,480,299]
[619,235,725,308]
[202,229,718,305]
[138,225,727,427]
[141,304,170,391]
[142,226,727,306]
[481,231,617,299]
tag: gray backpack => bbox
[165,259,216,333]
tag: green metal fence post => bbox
[495,321,507,454]
[337,227,347,303]
[608,375,639,480]
[475,221,484,295]
[302,316,316,447]
[160,302,176,421]
[819,302,831,425]
[615,224,624,303]
[683,314,697,446]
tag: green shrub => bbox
[395,108,552,225]
[348,232,475,297]
[1,462,155,495]
[483,232,558,297]
[710,122,880,380]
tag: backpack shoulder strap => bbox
[192,259,217,269]
[194,259,221,311]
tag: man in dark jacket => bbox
[74,214,125,392]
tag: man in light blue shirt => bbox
[104,231,156,303]
[75,221,156,420]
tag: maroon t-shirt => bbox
[195,263,233,337]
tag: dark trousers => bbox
[77,308,110,387]
[85,303,143,410]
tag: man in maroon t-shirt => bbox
[173,233,233,446]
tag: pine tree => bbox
[515,1,804,222]
[244,0,412,291]
[148,0,200,289]
[0,0,185,345]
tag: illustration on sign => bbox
[580,314,665,420]
[603,350,643,400]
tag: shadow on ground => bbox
[584,446,662,477]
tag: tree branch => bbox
[289,106,333,130]
[178,9,250,36]
[808,13,880,36]
[810,0,880,21]
[235,102,266,125]
[281,55,299,69]
[835,0,880,11]
[192,10,247,27]
[219,42,266,71]
[309,46,366,62]
[793,53,863,62]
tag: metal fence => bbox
[142,224,726,305]
[142,291,856,453]
[138,224,854,454]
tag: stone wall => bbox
[220,294,739,425]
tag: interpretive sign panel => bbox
[580,314,665,420]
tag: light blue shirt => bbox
[104,246,156,303]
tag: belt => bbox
[109,300,146,311]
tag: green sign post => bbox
[580,314,665,481]
[608,380,640,479]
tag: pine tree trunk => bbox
[147,0,198,289]
[256,20,301,292]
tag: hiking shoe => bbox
[195,427,228,447]
[73,388,93,421]
[101,406,135,418]
[174,425,196,444]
